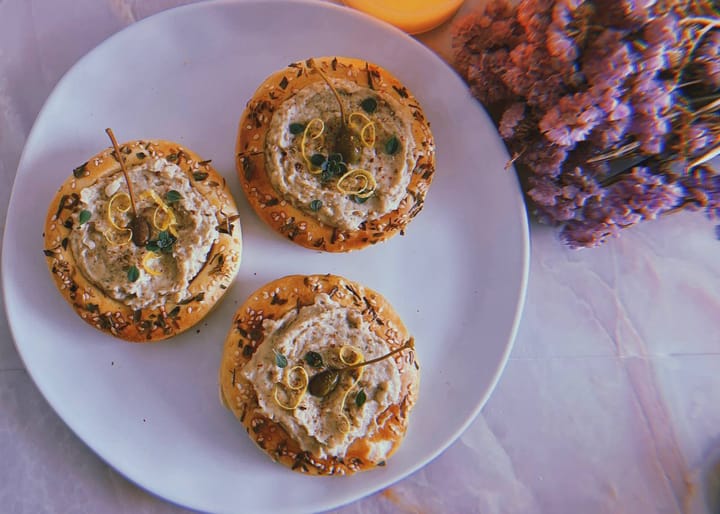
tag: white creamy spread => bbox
[69,158,218,310]
[265,79,417,231]
[244,294,402,458]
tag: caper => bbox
[106,128,152,248]
[129,216,151,247]
[335,126,362,165]
[308,369,340,397]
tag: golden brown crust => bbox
[43,139,242,342]
[236,56,436,252]
[219,274,420,475]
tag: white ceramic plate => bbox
[2,1,528,512]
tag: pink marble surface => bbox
[1,0,719,513]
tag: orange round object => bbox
[343,0,464,35]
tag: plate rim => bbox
[1,0,530,512]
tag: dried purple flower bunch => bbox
[453,0,720,248]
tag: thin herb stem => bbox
[344,338,414,371]
[587,141,641,163]
[310,59,347,124]
[679,16,720,28]
[688,142,720,170]
[695,97,720,116]
[105,128,138,217]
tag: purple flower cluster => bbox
[453,0,720,247]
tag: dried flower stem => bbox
[688,143,720,170]
[504,149,526,171]
[587,141,642,163]
[690,94,720,104]
[678,24,714,74]
[105,128,138,217]
[679,16,720,28]
[695,97,720,116]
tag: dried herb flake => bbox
[72,162,88,178]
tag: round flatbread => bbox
[219,274,420,475]
[43,139,242,342]
[236,56,436,252]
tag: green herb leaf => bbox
[193,171,209,181]
[147,230,177,254]
[127,265,140,283]
[275,351,288,368]
[360,97,377,113]
[351,195,369,204]
[309,199,322,212]
[304,351,323,368]
[355,389,366,407]
[321,153,348,182]
[385,136,400,155]
[165,190,182,203]
[289,123,306,135]
[78,210,91,225]
[310,154,326,167]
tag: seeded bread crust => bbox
[218,274,420,475]
[236,56,436,252]
[43,139,242,342]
